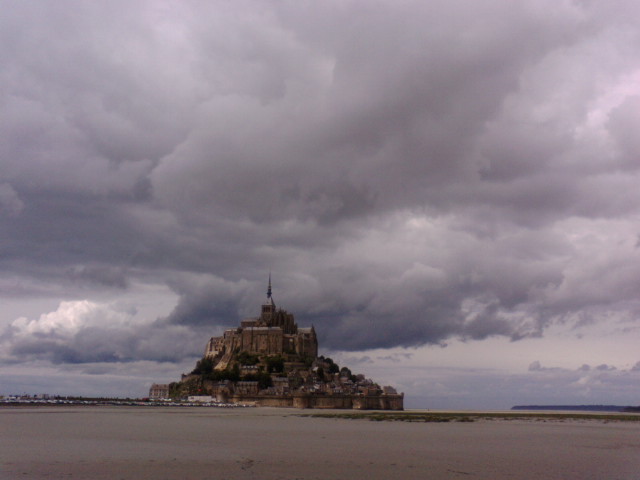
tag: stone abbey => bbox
[166,277,404,410]
[203,277,318,370]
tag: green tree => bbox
[258,372,273,389]
[237,351,260,365]
[191,357,214,375]
[266,355,285,373]
[229,363,240,382]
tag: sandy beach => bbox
[1,406,639,479]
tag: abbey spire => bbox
[261,273,276,322]
[264,273,275,309]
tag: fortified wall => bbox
[222,393,404,410]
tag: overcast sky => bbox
[2,0,640,409]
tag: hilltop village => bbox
[159,279,404,410]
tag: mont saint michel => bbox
[163,278,404,410]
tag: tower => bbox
[266,273,274,305]
[261,274,276,320]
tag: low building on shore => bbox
[149,383,169,400]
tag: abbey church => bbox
[204,277,318,369]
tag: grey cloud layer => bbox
[2,1,640,363]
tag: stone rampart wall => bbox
[231,395,294,407]
[231,393,403,410]
[352,394,404,410]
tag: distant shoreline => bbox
[0,398,253,408]
[512,404,640,413]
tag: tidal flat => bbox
[1,406,639,479]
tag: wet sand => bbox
[2,406,639,479]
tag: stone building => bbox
[148,383,169,399]
[204,277,318,369]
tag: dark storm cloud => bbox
[163,274,253,327]
[2,0,640,365]
[0,183,24,216]
[67,265,129,289]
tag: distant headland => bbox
[154,277,404,410]
[512,405,640,413]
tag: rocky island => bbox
[165,278,404,409]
